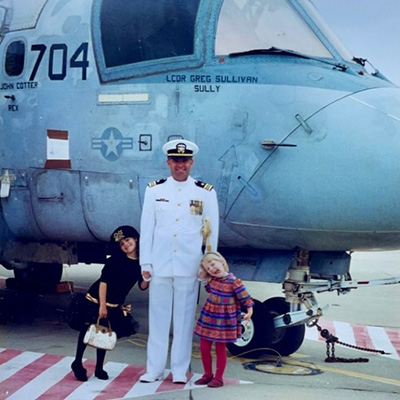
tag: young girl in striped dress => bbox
[194,252,254,388]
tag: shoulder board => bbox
[195,180,213,191]
[148,178,167,188]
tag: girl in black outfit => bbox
[70,225,149,381]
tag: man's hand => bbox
[141,264,153,281]
[142,271,152,281]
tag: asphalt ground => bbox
[0,250,399,399]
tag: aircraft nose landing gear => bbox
[227,250,400,358]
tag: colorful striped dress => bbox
[194,273,254,342]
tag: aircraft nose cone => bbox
[304,86,400,234]
[225,86,400,251]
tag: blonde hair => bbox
[200,251,229,276]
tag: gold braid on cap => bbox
[113,230,125,242]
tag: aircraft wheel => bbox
[226,299,270,358]
[13,262,63,290]
[262,297,305,356]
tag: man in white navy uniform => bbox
[139,139,219,384]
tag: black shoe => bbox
[71,361,88,382]
[95,368,109,380]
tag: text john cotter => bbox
[1,82,38,90]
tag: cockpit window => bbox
[5,41,25,76]
[100,0,200,68]
[215,0,332,58]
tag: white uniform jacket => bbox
[140,176,219,277]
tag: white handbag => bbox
[83,318,117,351]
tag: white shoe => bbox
[139,372,164,383]
[173,375,187,384]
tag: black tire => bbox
[226,299,268,358]
[14,262,63,290]
[262,297,305,356]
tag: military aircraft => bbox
[0,0,399,356]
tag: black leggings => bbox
[74,329,106,370]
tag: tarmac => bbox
[0,250,399,399]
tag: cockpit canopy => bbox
[93,0,353,82]
[99,0,200,69]
[3,0,355,82]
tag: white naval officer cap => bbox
[162,139,199,159]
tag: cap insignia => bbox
[176,143,186,154]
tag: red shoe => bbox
[194,374,213,385]
[207,378,224,388]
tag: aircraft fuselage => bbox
[0,0,400,270]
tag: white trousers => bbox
[146,276,199,377]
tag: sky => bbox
[312,0,400,86]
